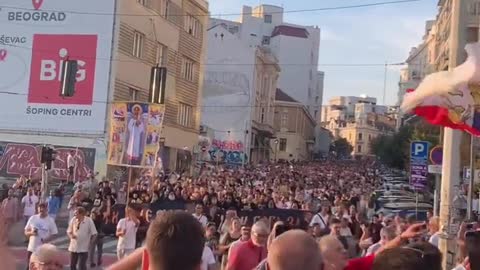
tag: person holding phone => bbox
[116,205,140,259]
[25,203,58,270]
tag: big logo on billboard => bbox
[7,0,66,22]
[28,34,98,105]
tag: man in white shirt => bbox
[201,245,216,270]
[309,205,330,233]
[24,203,58,268]
[67,150,76,183]
[192,204,208,228]
[22,188,39,224]
[67,206,97,270]
[116,205,140,259]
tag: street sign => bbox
[411,141,429,160]
[410,141,429,190]
[430,146,443,165]
[428,164,442,174]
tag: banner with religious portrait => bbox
[107,102,165,168]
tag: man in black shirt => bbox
[89,208,104,267]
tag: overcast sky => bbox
[208,0,438,106]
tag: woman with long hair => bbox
[219,217,242,269]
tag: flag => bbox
[401,42,480,136]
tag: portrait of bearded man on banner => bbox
[125,104,147,165]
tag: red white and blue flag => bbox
[401,43,480,135]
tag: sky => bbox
[208,0,438,106]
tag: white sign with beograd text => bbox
[0,0,115,134]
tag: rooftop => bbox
[271,25,309,39]
[275,88,299,103]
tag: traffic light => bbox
[60,60,78,97]
[149,66,167,104]
[40,146,57,170]
[40,146,48,163]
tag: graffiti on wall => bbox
[208,139,246,165]
[0,142,96,180]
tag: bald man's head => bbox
[267,230,322,270]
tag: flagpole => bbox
[439,0,467,269]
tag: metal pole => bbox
[73,147,79,183]
[434,174,441,216]
[126,166,132,206]
[41,165,47,201]
[415,191,419,220]
[439,1,467,269]
[383,61,388,105]
[467,131,475,220]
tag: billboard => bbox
[108,102,165,168]
[0,0,115,134]
[0,142,95,180]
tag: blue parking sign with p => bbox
[411,141,429,159]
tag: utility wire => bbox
[0,42,407,67]
[0,90,401,108]
[0,0,423,17]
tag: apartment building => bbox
[272,89,315,161]
[209,4,323,122]
[322,96,395,156]
[201,23,280,165]
[112,0,208,172]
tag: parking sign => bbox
[411,141,429,159]
[410,141,429,190]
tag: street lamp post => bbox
[274,139,279,162]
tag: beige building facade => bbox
[322,96,396,156]
[250,48,280,163]
[272,89,315,161]
[111,0,208,172]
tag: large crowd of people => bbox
[0,159,477,270]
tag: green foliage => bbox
[330,138,354,158]
[371,120,441,169]
[371,125,412,169]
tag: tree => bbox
[371,118,441,169]
[330,138,353,158]
[371,125,413,169]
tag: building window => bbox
[181,57,196,81]
[228,25,239,34]
[279,138,287,151]
[261,108,265,123]
[264,14,272,23]
[357,145,362,153]
[262,36,270,45]
[137,0,148,7]
[132,31,145,58]
[165,0,170,18]
[185,14,201,37]
[178,103,192,127]
[281,112,288,127]
[156,43,167,66]
[314,110,318,119]
[358,133,363,140]
[129,88,139,101]
[369,134,372,141]
[315,96,319,103]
